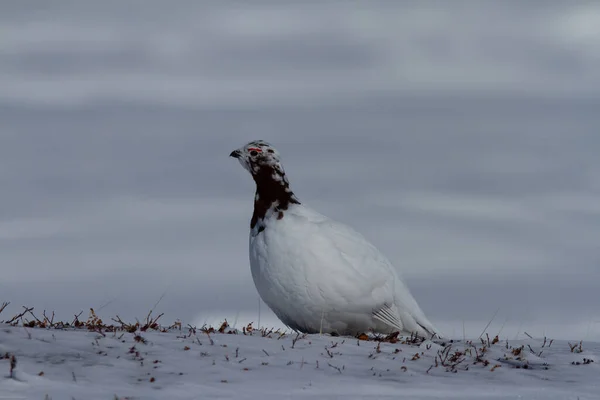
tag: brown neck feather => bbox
[251,165,300,231]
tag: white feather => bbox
[249,202,441,338]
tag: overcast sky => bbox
[1,1,599,340]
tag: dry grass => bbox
[0,302,171,336]
[2,299,594,377]
[0,301,9,317]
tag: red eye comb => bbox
[248,147,262,152]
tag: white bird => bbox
[230,140,440,339]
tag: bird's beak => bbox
[229,149,242,158]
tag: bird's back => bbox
[250,203,438,337]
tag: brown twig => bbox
[205,331,214,345]
[72,311,83,327]
[26,308,44,325]
[6,306,33,325]
[43,310,55,327]
[140,311,164,332]
[111,315,138,333]
[327,362,342,373]
[0,301,9,317]
[9,355,17,378]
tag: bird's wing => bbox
[280,206,394,308]
[292,205,439,337]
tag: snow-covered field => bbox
[1,312,598,400]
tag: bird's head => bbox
[229,140,282,176]
[230,140,300,232]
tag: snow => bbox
[1,320,598,399]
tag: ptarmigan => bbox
[230,140,440,339]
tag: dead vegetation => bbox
[1,299,596,385]
[0,301,9,316]
[569,341,583,353]
[355,330,427,345]
[0,305,169,337]
[1,353,17,379]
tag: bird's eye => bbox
[250,150,258,156]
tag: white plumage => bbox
[230,140,440,339]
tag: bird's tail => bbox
[373,304,440,339]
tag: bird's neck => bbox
[251,165,300,231]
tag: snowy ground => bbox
[1,316,598,400]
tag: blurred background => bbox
[1,1,599,340]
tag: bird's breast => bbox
[248,215,319,303]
